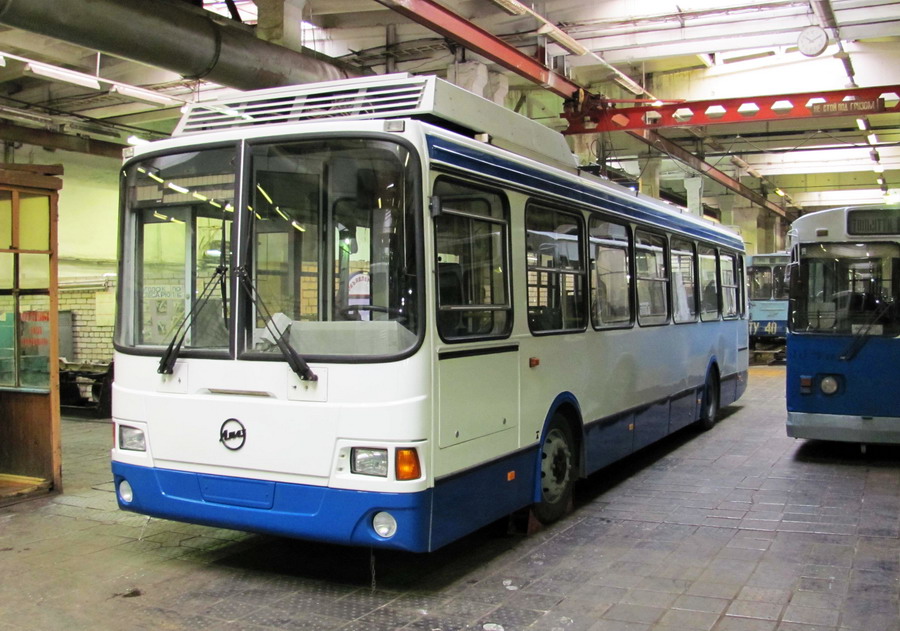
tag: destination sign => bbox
[847,209,900,235]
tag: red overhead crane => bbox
[563,85,900,134]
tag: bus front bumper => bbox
[787,412,900,444]
[112,461,433,552]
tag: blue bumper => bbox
[112,462,434,552]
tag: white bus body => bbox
[111,74,748,552]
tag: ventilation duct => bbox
[0,0,359,90]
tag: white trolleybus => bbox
[112,74,749,552]
[787,204,900,445]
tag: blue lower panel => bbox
[113,462,434,552]
[431,448,537,551]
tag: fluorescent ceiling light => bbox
[537,24,590,56]
[856,118,868,131]
[24,63,101,90]
[111,84,181,107]
[488,0,529,15]
[867,133,878,145]
[126,135,150,146]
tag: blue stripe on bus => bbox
[426,135,744,251]
[787,334,900,418]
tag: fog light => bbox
[119,425,146,452]
[118,480,134,504]
[351,448,388,477]
[372,511,397,538]
[820,375,839,395]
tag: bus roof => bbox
[174,73,577,170]
[791,204,900,242]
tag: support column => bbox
[684,176,704,217]
[255,0,306,50]
[486,71,509,106]
[448,61,488,98]
[720,196,760,253]
[638,156,660,199]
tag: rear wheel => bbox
[533,415,575,524]
[698,369,720,431]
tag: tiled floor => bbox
[1,365,898,630]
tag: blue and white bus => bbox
[747,252,789,345]
[111,74,749,552]
[787,204,900,444]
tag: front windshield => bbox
[247,138,419,357]
[790,242,900,336]
[118,147,235,350]
[117,137,420,360]
[749,265,788,300]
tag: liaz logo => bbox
[219,418,246,451]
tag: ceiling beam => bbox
[0,122,124,159]
[371,0,582,100]
[563,85,900,133]
[375,0,789,219]
[631,129,788,219]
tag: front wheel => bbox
[533,415,575,524]
[698,369,720,431]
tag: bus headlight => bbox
[351,448,388,477]
[820,375,839,395]
[372,511,397,538]
[119,425,146,451]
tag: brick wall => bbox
[59,282,116,365]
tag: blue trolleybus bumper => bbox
[787,412,900,444]
[112,461,435,552]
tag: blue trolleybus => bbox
[747,252,789,345]
[111,74,749,552]
[787,204,900,444]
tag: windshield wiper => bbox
[839,299,892,361]
[235,266,318,382]
[158,265,227,375]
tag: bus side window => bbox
[634,230,669,326]
[589,217,632,328]
[433,178,511,341]
[699,245,719,320]
[525,204,587,333]
[670,237,697,323]
[720,252,739,318]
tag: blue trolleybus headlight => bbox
[118,480,134,504]
[351,447,389,477]
[820,375,840,395]
[372,511,398,538]
[118,425,146,451]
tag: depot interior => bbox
[0,0,897,503]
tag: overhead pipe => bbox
[0,0,359,90]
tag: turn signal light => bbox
[395,448,422,480]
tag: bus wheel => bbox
[698,369,720,431]
[533,415,574,524]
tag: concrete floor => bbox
[1,365,898,631]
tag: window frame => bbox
[670,236,698,324]
[634,228,670,327]
[525,202,587,335]
[589,215,634,330]
[699,244,720,321]
[432,176,513,343]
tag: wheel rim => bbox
[705,380,719,419]
[541,428,571,503]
